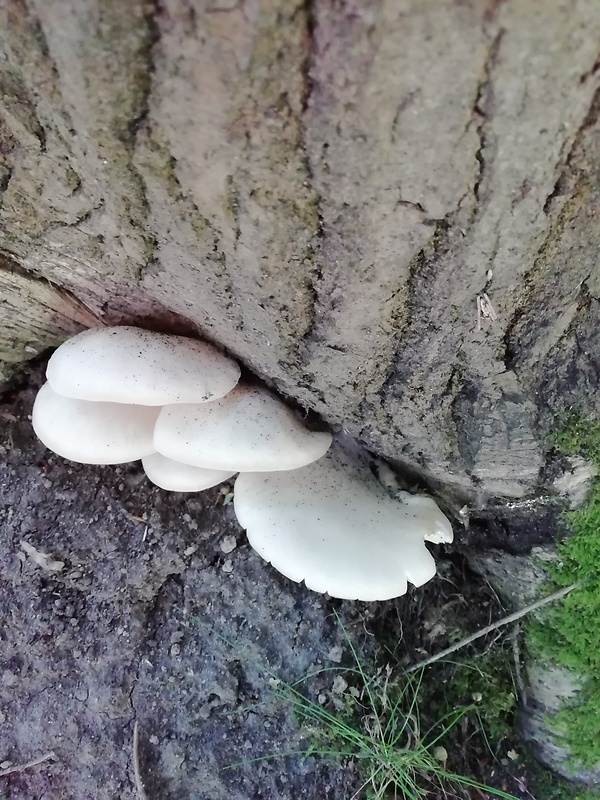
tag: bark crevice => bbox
[471,29,504,211]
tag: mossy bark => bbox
[1,0,599,505]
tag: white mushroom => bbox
[395,491,455,544]
[46,326,240,405]
[32,382,158,465]
[142,452,235,492]
[154,384,332,472]
[233,446,453,601]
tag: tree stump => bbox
[1,0,598,504]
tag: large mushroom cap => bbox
[47,326,240,405]
[233,447,452,601]
[154,385,332,472]
[32,383,159,465]
[142,452,235,492]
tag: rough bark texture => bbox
[1,0,599,505]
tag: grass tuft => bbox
[251,617,519,800]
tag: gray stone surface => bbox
[469,545,600,786]
[521,665,600,787]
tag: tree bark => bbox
[1,0,599,505]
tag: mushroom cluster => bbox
[32,326,453,601]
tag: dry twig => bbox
[511,625,527,705]
[0,750,57,777]
[406,582,580,673]
[133,721,148,800]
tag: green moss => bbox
[527,760,600,799]
[552,414,600,466]
[421,651,517,747]
[527,412,600,765]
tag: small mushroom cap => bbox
[154,385,332,472]
[233,447,452,601]
[142,452,235,492]
[47,326,240,405]
[32,382,159,465]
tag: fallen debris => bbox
[0,750,57,777]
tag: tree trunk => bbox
[1,0,599,504]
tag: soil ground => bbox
[0,363,571,800]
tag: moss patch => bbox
[527,760,600,799]
[527,412,600,765]
[428,652,517,745]
[552,415,600,466]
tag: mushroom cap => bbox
[46,326,240,405]
[32,382,159,465]
[142,452,235,492]
[233,447,452,601]
[154,385,332,472]
[395,491,454,544]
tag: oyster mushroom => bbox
[47,326,240,405]
[154,384,332,472]
[142,452,235,492]
[32,383,158,465]
[233,445,453,601]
